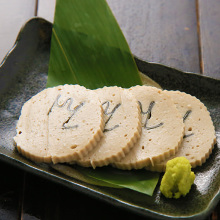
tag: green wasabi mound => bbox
[160,157,195,199]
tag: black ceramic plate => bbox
[0,18,219,220]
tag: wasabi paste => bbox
[160,157,195,199]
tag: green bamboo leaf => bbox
[47,0,142,89]
[77,166,159,196]
[139,72,162,89]
[52,164,159,196]
[51,164,122,188]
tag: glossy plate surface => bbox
[0,18,219,220]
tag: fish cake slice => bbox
[146,91,216,172]
[48,84,104,163]
[113,86,185,170]
[14,84,104,164]
[76,86,142,168]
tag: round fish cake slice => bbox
[76,86,142,168]
[48,84,104,163]
[48,85,104,163]
[113,85,185,170]
[14,84,104,164]
[146,91,216,172]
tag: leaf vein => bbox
[52,28,79,84]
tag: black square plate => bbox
[0,18,219,220]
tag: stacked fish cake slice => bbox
[14,84,142,166]
[14,84,216,171]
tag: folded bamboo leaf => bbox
[139,72,162,89]
[51,164,122,188]
[52,164,159,196]
[47,0,142,89]
[77,166,159,196]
